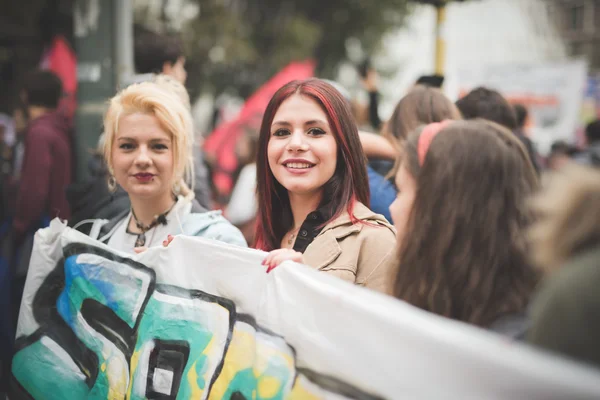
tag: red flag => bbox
[40,36,77,122]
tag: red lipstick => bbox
[134,173,154,182]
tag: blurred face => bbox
[112,113,175,201]
[267,94,337,199]
[389,164,417,244]
[548,153,571,171]
[163,57,187,84]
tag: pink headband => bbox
[417,120,452,166]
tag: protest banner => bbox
[454,60,588,154]
[10,220,600,399]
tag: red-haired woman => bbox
[257,79,396,294]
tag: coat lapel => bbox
[303,230,342,270]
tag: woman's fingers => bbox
[263,250,303,273]
[163,234,175,247]
[134,246,148,254]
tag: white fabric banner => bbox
[455,60,588,154]
[10,219,600,399]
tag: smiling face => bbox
[111,113,175,202]
[267,94,338,200]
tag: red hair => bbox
[254,79,369,250]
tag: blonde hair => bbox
[103,81,194,196]
[529,164,600,272]
[153,74,191,111]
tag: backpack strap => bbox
[93,208,130,243]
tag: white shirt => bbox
[106,196,191,254]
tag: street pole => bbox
[73,0,117,182]
[114,0,134,89]
[434,3,447,75]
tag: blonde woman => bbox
[85,81,246,253]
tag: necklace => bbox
[287,226,301,246]
[131,201,176,247]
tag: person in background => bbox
[358,59,382,132]
[390,120,539,338]
[7,70,72,366]
[362,86,462,222]
[134,25,187,84]
[513,103,540,173]
[256,79,396,294]
[12,70,73,264]
[12,70,72,245]
[225,126,259,245]
[546,140,578,171]
[456,88,540,173]
[574,119,600,168]
[455,87,517,130]
[81,81,245,253]
[527,164,600,368]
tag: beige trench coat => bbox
[302,202,397,294]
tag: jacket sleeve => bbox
[13,129,52,237]
[196,219,248,248]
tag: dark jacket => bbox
[574,142,600,168]
[191,145,212,209]
[13,111,72,239]
[67,153,130,231]
[515,129,540,173]
[528,246,600,369]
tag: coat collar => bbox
[318,202,395,239]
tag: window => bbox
[570,41,585,57]
[569,4,585,32]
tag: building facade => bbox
[546,0,600,71]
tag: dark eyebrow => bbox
[271,121,292,128]
[304,119,328,126]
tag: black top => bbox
[292,209,328,253]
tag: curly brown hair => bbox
[393,119,539,328]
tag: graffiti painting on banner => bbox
[10,219,600,399]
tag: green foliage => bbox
[144,0,413,98]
